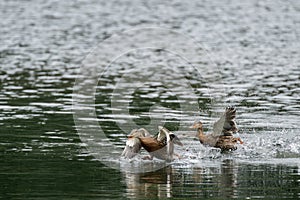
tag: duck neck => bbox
[197,127,204,137]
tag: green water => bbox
[1,66,299,199]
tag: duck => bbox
[121,126,183,161]
[121,128,151,159]
[190,106,243,151]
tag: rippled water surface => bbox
[1,0,300,199]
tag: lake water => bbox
[1,0,299,199]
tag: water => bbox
[1,0,300,199]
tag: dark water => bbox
[1,0,300,199]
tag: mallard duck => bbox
[190,107,243,151]
[121,126,183,161]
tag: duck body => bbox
[215,135,242,151]
[198,131,219,147]
[122,126,183,161]
[138,137,165,152]
[121,128,151,159]
[197,128,242,151]
[191,107,243,151]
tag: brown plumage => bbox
[121,126,183,161]
[121,128,151,159]
[191,107,243,151]
[138,137,166,152]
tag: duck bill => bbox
[189,125,197,129]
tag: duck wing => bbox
[157,126,171,144]
[213,106,238,136]
[121,137,142,159]
[122,128,152,159]
[136,128,151,137]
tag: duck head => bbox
[189,121,203,129]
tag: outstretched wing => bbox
[137,128,151,137]
[157,126,173,160]
[157,126,170,144]
[121,137,142,159]
[122,128,152,159]
[213,106,238,136]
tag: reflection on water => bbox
[124,167,173,199]
[123,160,300,199]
